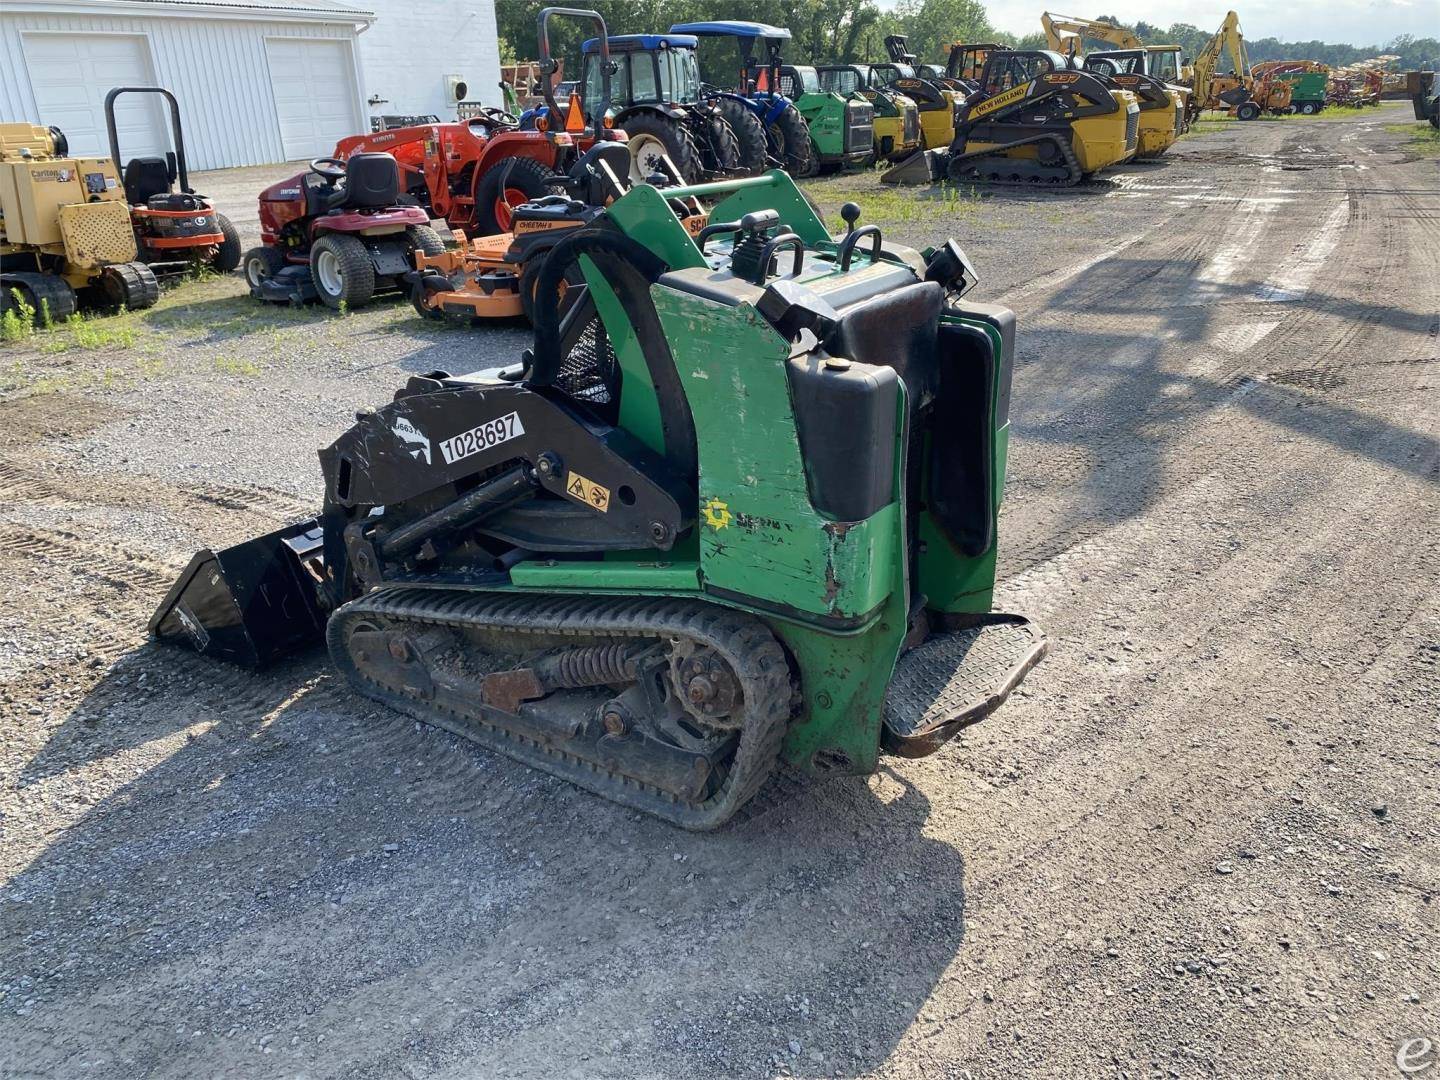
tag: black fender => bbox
[614,104,691,126]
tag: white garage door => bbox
[266,38,361,160]
[24,32,166,161]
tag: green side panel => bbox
[601,183,707,270]
[1277,72,1328,101]
[768,603,906,774]
[651,283,909,774]
[579,255,666,458]
[652,284,898,621]
[509,558,701,591]
[794,92,846,155]
[707,171,830,246]
[916,315,1009,614]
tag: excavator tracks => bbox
[327,587,794,830]
[947,133,1083,187]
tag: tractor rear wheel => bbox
[310,233,375,310]
[716,98,768,173]
[405,224,445,259]
[703,114,742,173]
[474,157,560,236]
[211,214,242,273]
[622,112,701,183]
[767,105,814,176]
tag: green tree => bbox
[887,0,997,61]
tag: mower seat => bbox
[341,152,401,209]
[124,157,173,205]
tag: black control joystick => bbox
[840,202,861,235]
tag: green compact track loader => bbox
[151,145,1045,829]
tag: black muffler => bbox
[149,520,328,667]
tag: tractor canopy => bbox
[581,35,702,109]
[668,21,790,41]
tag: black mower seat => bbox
[123,156,172,205]
[341,152,401,209]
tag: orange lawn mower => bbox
[104,86,241,276]
[404,141,708,325]
[332,7,625,238]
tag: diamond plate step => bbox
[881,615,1047,758]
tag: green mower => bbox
[151,165,1046,829]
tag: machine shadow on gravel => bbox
[6,647,970,1078]
[1007,267,1439,557]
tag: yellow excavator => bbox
[1190,11,1292,122]
[1040,13,1188,155]
[882,47,1139,187]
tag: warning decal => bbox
[565,470,611,513]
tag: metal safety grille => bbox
[903,107,920,143]
[57,201,137,269]
[1173,102,1185,137]
[556,312,618,410]
[845,100,874,153]
[1124,108,1140,151]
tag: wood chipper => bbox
[150,169,1046,829]
[1,123,159,322]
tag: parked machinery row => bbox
[1,87,239,323]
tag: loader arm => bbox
[1192,10,1249,112]
[1040,12,1141,58]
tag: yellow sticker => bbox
[565,470,610,513]
[971,82,1030,118]
[702,497,732,530]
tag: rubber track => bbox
[949,133,1082,187]
[327,587,794,830]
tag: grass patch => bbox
[37,312,140,353]
[1385,123,1440,157]
[809,179,984,229]
[212,355,262,377]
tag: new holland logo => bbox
[971,82,1031,117]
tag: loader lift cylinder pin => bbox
[379,464,535,558]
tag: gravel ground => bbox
[1,103,1436,1078]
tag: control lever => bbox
[838,224,883,271]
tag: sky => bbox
[976,0,1437,46]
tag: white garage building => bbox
[0,0,502,170]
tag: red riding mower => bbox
[103,86,241,276]
[242,153,444,310]
[404,141,703,324]
[331,7,623,238]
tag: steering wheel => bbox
[473,106,520,129]
[309,157,347,182]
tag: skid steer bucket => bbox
[880,147,949,184]
[149,520,327,667]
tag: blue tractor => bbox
[578,34,765,182]
[669,21,816,176]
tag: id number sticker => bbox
[438,411,524,465]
